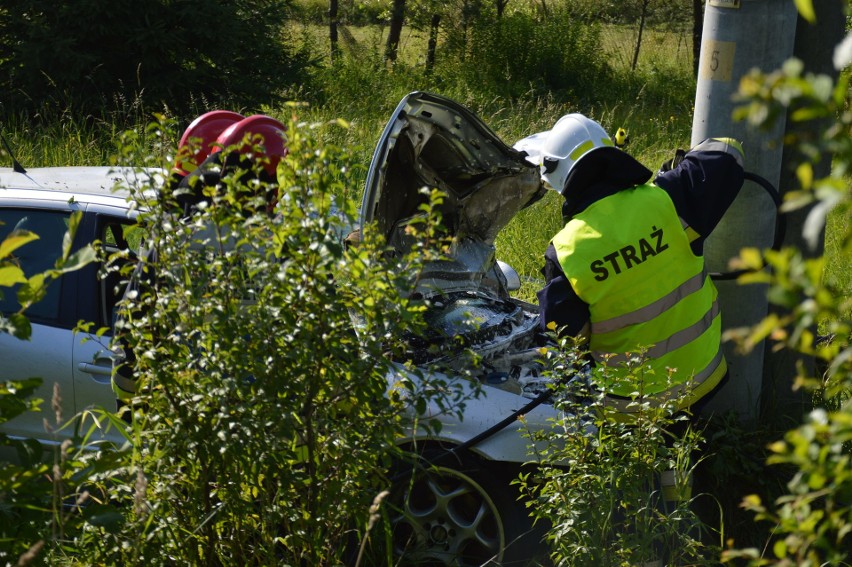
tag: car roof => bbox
[0,166,162,206]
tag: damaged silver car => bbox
[362,91,565,565]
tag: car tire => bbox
[387,446,544,567]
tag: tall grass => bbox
[1,113,115,167]
[825,204,851,298]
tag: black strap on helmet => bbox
[542,156,559,174]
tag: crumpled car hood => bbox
[361,91,545,298]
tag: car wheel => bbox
[388,448,540,567]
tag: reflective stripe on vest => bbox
[598,297,719,365]
[591,270,708,334]
[552,183,725,402]
[680,217,700,243]
[602,349,728,419]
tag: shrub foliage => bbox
[522,340,711,566]
[73,116,459,565]
[437,5,611,102]
[722,57,852,566]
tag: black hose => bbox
[710,170,786,281]
[445,386,556,458]
[392,378,565,479]
[744,170,786,252]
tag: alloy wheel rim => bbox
[391,465,505,567]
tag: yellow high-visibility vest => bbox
[552,183,727,414]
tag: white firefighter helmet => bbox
[513,113,614,193]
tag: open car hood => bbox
[361,91,545,299]
[361,92,557,440]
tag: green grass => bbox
[824,202,852,322]
[1,116,112,167]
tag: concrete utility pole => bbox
[691,0,798,421]
[692,0,846,422]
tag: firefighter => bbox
[515,114,745,419]
[172,110,245,178]
[176,114,287,216]
[166,110,244,213]
[111,113,287,413]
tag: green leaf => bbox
[62,211,83,259]
[82,504,125,534]
[17,274,47,308]
[0,265,27,286]
[807,470,826,489]
[55,245,96,273]
[793,0,816,23]
[0,377,42,422]
[796,163,813,190]
[1,312,32,340]
[0,231,38,259]
[748,313,782,345]
[742,493,762,510]
[12,436,45,467]
[738,247,764,270]
[790,106,828,122]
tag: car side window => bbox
[98,219,140,329]
[0,208,71,322]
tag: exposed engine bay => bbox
[409,291,552,400]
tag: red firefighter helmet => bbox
[214,114,287,177]
[173,110,245,176]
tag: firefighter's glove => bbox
[563,364,596,408]
[658,148,687,174]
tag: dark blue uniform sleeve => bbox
[653,144,744,251]
[537,243,590,337]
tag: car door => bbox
[71,205,139,444]
[0,204,79,445]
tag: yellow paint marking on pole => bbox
[700,40,736,82]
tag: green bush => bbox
[303,5,617,116]
[719,56,852,567]
[437,7,612,102]
[289,0,388,26]
[66,115,464,565]
[561,0,694,28]
[520,338,713,566]
[289,0,330,24]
